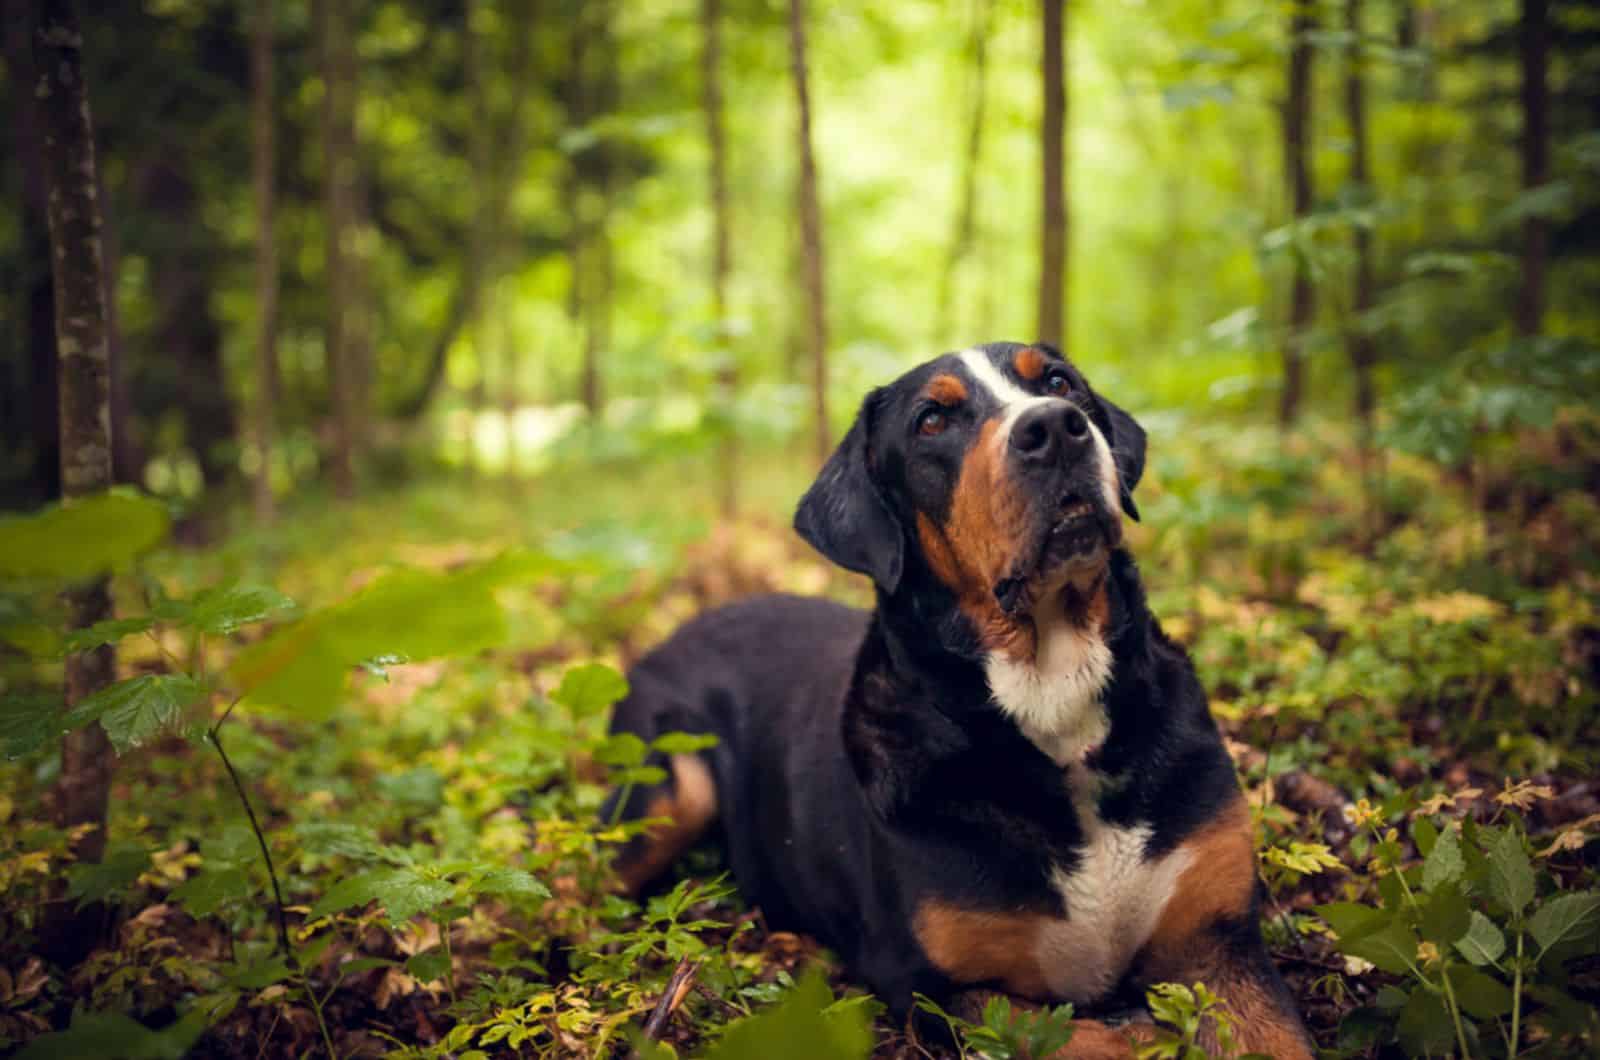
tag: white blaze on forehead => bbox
[958,347,1122,517]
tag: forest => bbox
[1,0,1598,1056]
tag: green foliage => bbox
[913,992,1077,1060]
[1141,982,1258,1060]
[0,493,170,582]
[705,969,871,1060]
[63,675,204,753]
[14,1008,208,1060]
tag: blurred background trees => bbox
[2,0,1596,515]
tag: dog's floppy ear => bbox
[794,391,904,592]
[1099,395,1147,522]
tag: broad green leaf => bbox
[1,692,64,760]
[406,948,452,983]
[651,731,719,754]
[178,584,295,635]
[231,555,555,718]
[1420,825,1463,892]
[1528,891,1600,957]
[1454,911,1506,967]
[1412,816,1438,857]
[0,491,170,581]
[376,766,445,808]
[1485,827,1536,918]
[471,866,552,901]
[171,867,251,918]
[1396,988,1454,1056]
[1316,902,1385,940]
[1341,918,1421,976]
[62,616,155,653]
[1447,965,1513,1020]
[295,821,384,862]
[1419,882,1472,945]
[15,1007,207,1060]
[310,867,453,922]
[65,841,150,908]
[552,662,629,718]
[705,968,871,1060]
[594,732,648,768]
[64,674,204,753]
[228,954,293,989]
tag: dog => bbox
[603,342,1312,1057]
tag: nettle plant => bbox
[1319,784,1600,1058]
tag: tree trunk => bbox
[1280,0,1316,428]
[251,0,279,520]
[1516,0,1548,337]
[789,0,829,464]
[937,0,992,346]
[318,0,358,497]
[34,0,116,867]
[1344,0,1379,536]
[703,0,736,516]
[1036,0,1067,351]
[499,0,537,476]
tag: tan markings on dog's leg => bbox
[912,902,1053,1000]
[1138,795,1314,1059]
[1013,345,1047,380]
[927,373,969,405]
[613,754,717,896]
[914,418,1036,659]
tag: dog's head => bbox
[795,342,1146,662]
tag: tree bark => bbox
[1036,0,1067,351]
[789,0,829,464]
[937,0,992,346]
[1516,0,1548,337]
[34,0,116,866]
[318,0,358,497]
[1280,0,1316,428]
[1345,0,1378,535]
[703,0,736,516]
[251,0,279,520]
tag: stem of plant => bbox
[300,968,340,1060]
[1509,926,1524,1058]
[441,915,458,1006]
[1438,963,1472,1060]
[209,702,293,962]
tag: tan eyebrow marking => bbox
[927,373,969,405]
[1013,346,1047,381]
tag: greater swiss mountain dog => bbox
[604,342,1312,1057]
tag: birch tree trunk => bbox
[788,0,829,464]
[1036,0,1067,351]
[34,0,115,864]
[1280,0,1316,428]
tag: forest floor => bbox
[2,424,1598,1058]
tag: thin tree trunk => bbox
[1345,0,1379,537]
[1516,0,1548,337]
[463,0,493,461]
[703,0,736,516]
[34,0,115,867]
[251,0,279,520]
[788,0,829,464]
[937,0,992,346]
[1280,0,1316,428]
[318,0,358,496]
[1036,0,1067,351]
[499,0,537,477]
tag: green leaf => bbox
[551,662,630,718]
[229,954,293,989]
[705,968,871,1060]
[1447,965,1513,1020]
[1528,891,1600,957]
[594,732,648,768]
[1485,827,1536,918]
[295,821,384,862]
[1,692,64,760]
[1420,824,1464,892]
[179,584,295,635]
[1342,918,1421,976]
[64,674,204,753]
[171,867,251,918]
[1419,882,1472,945]
[65,841,150,908]
[231,556,554,719]
[651,731,719,754]
[0,491,170,581]
[14,1007,207,1060]
[1412,816,1438,857]
[62,616,155,653]
[471,867,552,901]
[310,867,453,922]
[1454,911,1506,967]
[1316,902,1385,939]
[406,948,452,983]
[1396,988,1453,1056]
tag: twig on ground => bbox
[639,958,700,1044]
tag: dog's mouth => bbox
[993,489,1115,616]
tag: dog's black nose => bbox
[1009,403,1090,463]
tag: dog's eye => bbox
[917,409,948,437]
[1044,371,1071,395]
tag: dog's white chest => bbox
[1033,786,1194,1002]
